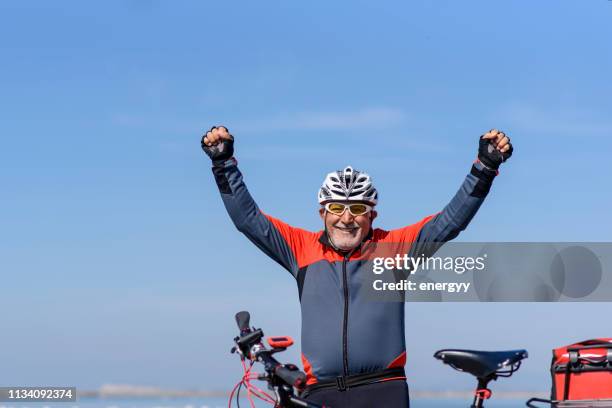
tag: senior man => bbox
[202,126,512,407]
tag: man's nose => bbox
[340,209,355,224]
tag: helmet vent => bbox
[318,166,377,205]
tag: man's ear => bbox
[370,210,378,222]
[319,207,326,220]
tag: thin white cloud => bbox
[149,106,452,158]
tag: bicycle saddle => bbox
[434,349,528,378]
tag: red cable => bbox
[245,379,276,404]
[241,360,257,408]
[229,358,282,407]
[228,378,244,408]
[242,366,275,404]
[377,376,407,383]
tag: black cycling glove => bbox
[201,128,234,162]
[478,136,513,170]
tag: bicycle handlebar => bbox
[230,311,322,407]
[255,347,307,389]
[275,365,307,389]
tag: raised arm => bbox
[202,126,310,278]
[416,129,513,245]
[385,130,513,258]
[414,160,498,245]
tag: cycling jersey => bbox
[211,158,497,386]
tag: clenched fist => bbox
[201,126,234,162]
[478,129,513,170]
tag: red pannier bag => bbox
[552,338,612,402]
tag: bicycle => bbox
[229,311,325,408]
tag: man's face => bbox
[319,202,377,251]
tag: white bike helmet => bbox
[318,166,378,205]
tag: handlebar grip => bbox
[275,365,306,389]
[235,311,250,332]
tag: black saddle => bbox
[434,349,528,379]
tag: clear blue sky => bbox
[1,0,611,393]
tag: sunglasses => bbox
[324,202,373,216]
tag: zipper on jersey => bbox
[342,253,350,378]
